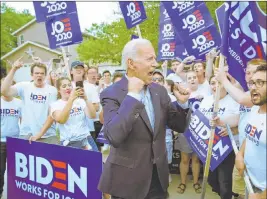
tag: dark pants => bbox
[91,121,103,150]
[0,142,7,197]
[208,151,235,199]
[112,165,168,199]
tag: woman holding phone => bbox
[30,77,97,150]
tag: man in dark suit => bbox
[98,39,191,199]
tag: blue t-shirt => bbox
[1,97,22,142]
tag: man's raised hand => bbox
[128,77,145,94]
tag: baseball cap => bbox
[153,69,164,78]
[71,61,84,69]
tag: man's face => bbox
[152,73,164,86]
[130,44,158,85]
[87,68,98,84]
[249,71,267,106]
[194,63,205,76]
[245,64,258,83]
[32,67,46,87]
[71,65,84,80]
[171,61,180,72]
[103,72,111,84]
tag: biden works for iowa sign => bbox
[7,137,102,199]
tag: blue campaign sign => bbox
[188,98,203,112]
[184,110,233,171]
[183,25,221,60]
[162,1,204,17]
[33,1,77,22]
[131,34,139,40]
[215,3,226,36]
[163,2,215,42]
[220,2,266,91]
[157,3,188,61]
[119,1,147,29]
[45,13,83,49]
[7,137,102,199]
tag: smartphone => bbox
[76,81,84,88]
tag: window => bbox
[19,35,24,45]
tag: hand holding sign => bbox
[206,48,219,60]
[182,55,196,64]
[235,151,246,176]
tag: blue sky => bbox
[4,2,121,31]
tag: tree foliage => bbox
[78,2,264,65]
[1,3,34,57]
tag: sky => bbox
[5,2,121,31]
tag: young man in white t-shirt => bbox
[1,61,58,144]
[236,65,267,199]
[0,78,22,198]
[193,62,212,96]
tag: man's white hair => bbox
[121,38,152,70]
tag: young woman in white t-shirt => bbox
[199,75,240,199]
[176,71,204,194]
[30,77,97,150]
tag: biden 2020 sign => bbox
[7,137,102,199]
[45,13,83,49]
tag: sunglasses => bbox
[152,77,163,82]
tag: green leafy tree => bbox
[1,3,34,57]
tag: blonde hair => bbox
[247,59,267,67]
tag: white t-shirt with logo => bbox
[244,106,266,191]
[238,91,255,146]
[199,94,240,142]
[14,82,57,137]
[198,79,212,96]
[1,98,22,142]
[50,99,91,142]
[199,94,240,120]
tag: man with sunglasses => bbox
[236,64,266,199]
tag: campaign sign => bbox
[96,128,109,144]
[220,2,266,91]
[188,98,203,112]
[45,13,83,49]
[158,40,177,60]
[184,110,233,171]
[158,3,188,61]
[171,3,215,40]
[131,34,139,40]
[183,25,221,59]
[119,1,147,29]
[7,137,102,199]
[215,3,226,36]
[162,1,204,17]
[33,1,77,22]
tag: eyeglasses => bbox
[248,80,267,88]
[152,77,163,82]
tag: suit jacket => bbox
[98,77,190,199]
